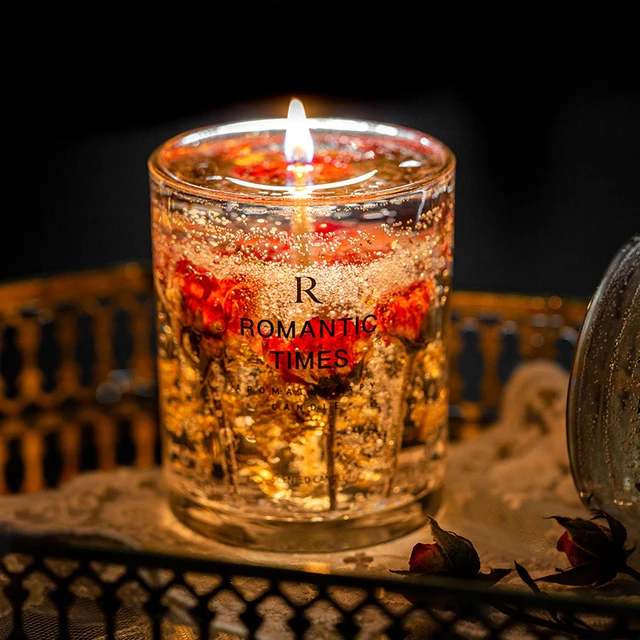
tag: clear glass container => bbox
[148,115,455,551]
[567,235,640,529]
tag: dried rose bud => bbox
[409,542,452,575]
[556,528,609,568]
[391,517,510,603]
[408,517,481,579]
[529,511,640,587]
[393,517,481,580]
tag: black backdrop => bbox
[7,2,639,299]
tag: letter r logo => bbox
[295,276,321,303]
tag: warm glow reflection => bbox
[284,98,314,165]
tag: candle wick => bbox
[288,165,312,266]
[287,162,313,190]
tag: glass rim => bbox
[148,117,456,207]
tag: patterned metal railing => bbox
[0,265,158,494]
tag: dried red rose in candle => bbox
[261,316,373,393]
[375,280,434,349]
[174,260,256,343]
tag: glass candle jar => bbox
[567,235,640,530]
[148,105,455,551]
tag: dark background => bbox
[8,2,639,299]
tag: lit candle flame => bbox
[284,98,314,166]
[225,97,378,195]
